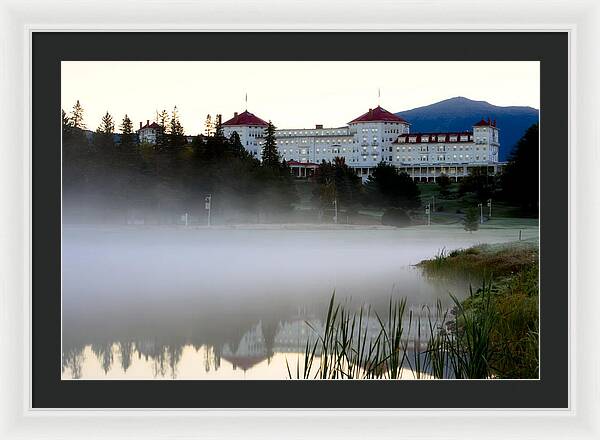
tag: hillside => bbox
[396,97,539,161]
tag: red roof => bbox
[222,110,269,127]
[138,122,162,131]
[349,106,408,124]
[474,117,497,127]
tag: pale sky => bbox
[61,61,539,134]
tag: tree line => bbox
[62,100,296,224]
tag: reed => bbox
[287,279,507,380]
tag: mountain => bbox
[395,97,539,161]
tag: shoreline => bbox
[61,221,539,232]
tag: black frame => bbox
[33,32,568,408]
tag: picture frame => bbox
[1,0,597,438]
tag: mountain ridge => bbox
[395,96,539,160]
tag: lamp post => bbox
[487,198,492,218]
[425,203,431,226]
[333,198,338,224]
[205,194,212,227]
[478,203,483,224]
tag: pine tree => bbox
[464,207,479,233]
[501,123,539,213]
[204,114,213,137]
[170,106,185,147]
[62,109,73,141]
[365,162,420,209]
[95,111,115,148]
[120,114,134,148]
[437,173,452,197]
[213,114,223,138]
[98,111,115,133]
[156,109,169,148]
[71,100,85,129]
[261,121,280,168]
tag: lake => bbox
[61,225,537,379]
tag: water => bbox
[61,225,536,379]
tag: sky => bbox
[61,61,539,134]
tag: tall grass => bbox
[287,280,502,380]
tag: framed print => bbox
[33,31,564,408]
[1,0,599,439]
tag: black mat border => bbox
[32,32,568,408]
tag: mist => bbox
[61,223,533,379]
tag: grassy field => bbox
[290,180,538,227]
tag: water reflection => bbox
[62,310,452,379]
[62,226,520,380]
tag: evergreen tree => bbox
[501,123,539,214]
[228,131,252,160]
[204,114,213,137]
[169,106,185,147]
[459,166,496,200]
[213,114,223,138]
[120,114,134,148]
[94,111,115,148]
[463,207,479,233]
[62,109,73,141]
[71,100,85,129]
[156,109,169,148]
[261,121,280,168]
[437,173,452,197]
[314,157,362,213]
[365,162,420,209]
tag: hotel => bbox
[223,105,501,182]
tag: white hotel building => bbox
[222,106,501,182]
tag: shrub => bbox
[381,207,412,227]
[464,207,479,232]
